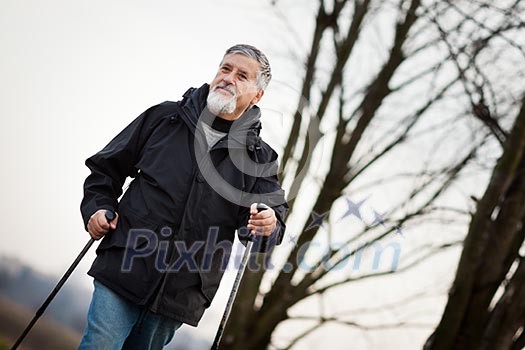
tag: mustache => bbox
[213,83,236,96]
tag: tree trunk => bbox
[426,97,525,349]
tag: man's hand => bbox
[87,209,119,240]
[247,203,277,237]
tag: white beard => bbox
[207,87,236,115]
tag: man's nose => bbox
[222,72,235,85]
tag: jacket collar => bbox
[177,84,263,150]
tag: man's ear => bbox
[250,89,264,105]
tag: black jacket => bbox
[80,84,288,326]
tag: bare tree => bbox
[219,1,525,348]
[425,97,525,350]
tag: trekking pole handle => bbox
[246,203,269,241]
[104,210,116,223]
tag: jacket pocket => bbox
[97,207,160,251]
[199,270,224,306]
[197,247,230,305]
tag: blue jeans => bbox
[78,280,182,350]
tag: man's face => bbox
[208,53,264,120]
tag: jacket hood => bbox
[177,84,263,149]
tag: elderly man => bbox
[78,44,288,349]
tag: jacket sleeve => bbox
[80,104,162,230]
[237,150,289,253]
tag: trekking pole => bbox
[211,205,267,350]
[10,210,115,350]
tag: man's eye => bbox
[239,74,247,80]
[221,67,231,72]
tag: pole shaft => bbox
[211,240,254,349]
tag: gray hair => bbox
[224,44,272,90]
